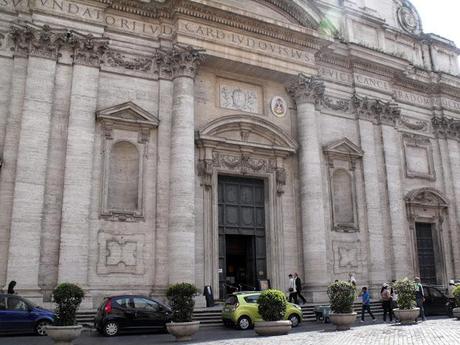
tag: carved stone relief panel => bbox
[402,134,435,181]
[97,231,145,275]
[217,78,263,114]
[332,240,361,274]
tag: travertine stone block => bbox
[58,64,99,285]
[7,56,57,290]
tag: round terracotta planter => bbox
[453,307,460,320]
[45,325,82,345]
[254,320,292,336]
[329,312,357,331]
[166,321,200,341]
[393,308,420,324]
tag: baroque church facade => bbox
[0,0,459,307]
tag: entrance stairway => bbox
[76,302,384,328]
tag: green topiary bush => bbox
[327,281,356,313]
[166,283,198,323]
[257,289,287,321]
[393,278,417,310]
[52,283,85,326]
[453,285,460,307]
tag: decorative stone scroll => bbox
[432,116,460,140]
[9,23,109,66]
[286,74,325,106]
[105,50,155,72]
[351,94,401,126]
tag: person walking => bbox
[288,274,298,304]
[390,281,399,322]
[294,273,307,305]
[381,283,393,322]
[415,277,427,321]
[360,287,376,322]
[7,281,16,294]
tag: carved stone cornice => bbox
[352,94,401,126]
[286,74,325,106]
[170,45,205,79]
[431,116,460,140]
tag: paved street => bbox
[1,317,459,345]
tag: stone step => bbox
[76,301,385,327]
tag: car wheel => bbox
[237,316,251,330]
[35,319,51,336]
[288,314,300,327]
[103,321,119,337]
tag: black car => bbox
[94,295,172,336]
[423,286,455,317]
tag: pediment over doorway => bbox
[323,138,364,158]
[96,101,159,128]
[196,115,298,155]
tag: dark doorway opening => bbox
[218,175,266,298]
[415,222,437,285]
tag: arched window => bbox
[107,141,139,211]
[332,169,354,224]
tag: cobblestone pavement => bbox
[1,317,459,345]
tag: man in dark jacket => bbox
[294,273,306,304]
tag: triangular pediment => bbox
[96,101,159,128]
[323,138,364,157]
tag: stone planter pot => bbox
[45,325,82,345]
[329,312,357,331]
[254,320,292,336]
[453,307,460,320]
[393,308,420,324]
[166,321,200,341]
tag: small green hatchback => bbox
[221,292,303,330]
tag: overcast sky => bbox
[411,0,460,47]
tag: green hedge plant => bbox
[327,281,356,313]
[52,283,85,326]
[393,278,417,310]
[453,285,460,307]
[257,289,287,321]
[166,283,198,323]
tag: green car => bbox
[221,292,303,330]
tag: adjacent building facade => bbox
[0,0,459,307]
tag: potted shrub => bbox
[254,289,291,336]
[166,282,200,341]
[327,280,357,330]
[392,278,419,324]
[452,285,460,319]
[46,283,84,345]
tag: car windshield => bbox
[19,297,37,308]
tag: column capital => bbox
[170,45,205,79]
[70,33,109,67]
[352,94,401,126]
[286,74,325,106]
[432,115,460,140]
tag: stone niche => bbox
[402,133,435,181]
[96,101,159,222]
[324,138,364,232]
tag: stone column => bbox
[153,51,173,293]
[380,119,411,279]
[357,118,387,286]
[6,26,60,292]
[446,138,460,277]
[57,36,108,286]
[287,75,329,299]
[167,47,204,285]
[0,53,28,289]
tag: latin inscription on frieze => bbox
[394,89,432,108]
[354,74,392,92]
[178,20,314,66]
[319,67,353,85]
[10,0,174,39]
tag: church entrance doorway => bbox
[415,222,437,285]
[218,175,267,298]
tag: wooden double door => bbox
[415,222,437,285]
[218,176,267,298]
